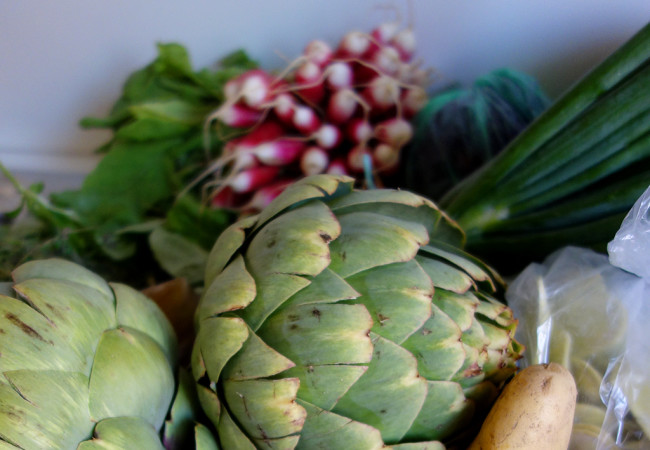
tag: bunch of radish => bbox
[204,20,429,213]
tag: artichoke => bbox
[192,174,523,449]
[0,259,178,449]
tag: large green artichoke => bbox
[192,175,524,449]
[0,259,178,449]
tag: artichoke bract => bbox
[0,259,177,449]
[192,174,523,449]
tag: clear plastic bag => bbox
[608,185,650,279]
[505,185,650,449]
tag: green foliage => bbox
[399,68,550,201]
[1,43,255,286]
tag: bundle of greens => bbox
[398,68,550,200]
[0,44,257,287]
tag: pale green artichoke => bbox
[0,259,178,449]
[192,175,523,449]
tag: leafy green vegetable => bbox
[164,194,233,250]
[1,43,256,287]
[399,68,550,201]
[148,226,208,285]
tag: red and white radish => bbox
[347,144,372,173]
[272,93,296,123]
[251,140,305,166]
[401,86,428,117]
[326,158,349,176]
[371,22,400,45]
[202,18,430,214]
[242,179,295,212]
[312,123,342,150]
[294,61,325,104]
[346,118,373,144]
[327,88,362,123]
[304,40,333,67]
[300,146,329,176]
[374,117,413,148]
[234,120,286,148]
[337,31,371,58]
[238,69,275,108]
[391,28,416,61]
[325,61,354,90]
[363,75,401,110]
[373,142,400,170]
[228,166,281,193]
[211,103,263,128]
[292,105,321,134]
[230,151,258,172]
[224,78,242,100]
[210,186,245,209]
[371,45,402,76]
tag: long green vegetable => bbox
[440,22,650,272]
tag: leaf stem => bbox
[0,161,82,225]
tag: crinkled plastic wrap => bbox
[608,185,650,279]
[506,186,650,449]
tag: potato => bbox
[469,362,577,450]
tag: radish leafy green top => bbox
[1,43,257,286]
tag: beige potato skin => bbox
[469,363,577,450]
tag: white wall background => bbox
[1,1,649,176]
